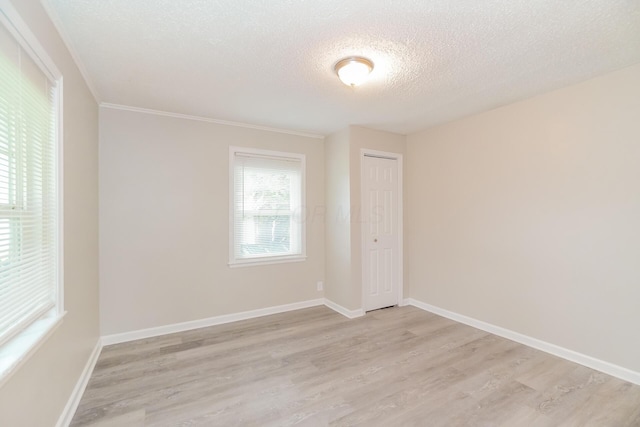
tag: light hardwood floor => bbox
[71,306,640,426]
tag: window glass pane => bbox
[231,150,304,263]
[0,150,9,205]
[243,167,292,212]
[0,20,58,346]
[0,218,8,265]
[240,215,291,256]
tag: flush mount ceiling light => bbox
[334,56,374,87]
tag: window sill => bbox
[0,309,66,388]
[228,255,307,268]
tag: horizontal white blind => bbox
[233,152,302,261]
[0,23,57,346]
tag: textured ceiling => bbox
[46,0,640,136]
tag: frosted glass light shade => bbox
[335,57,374,86]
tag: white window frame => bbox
[229,146,306,267]
[0,0,65,385]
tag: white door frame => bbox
[360,148,404,312]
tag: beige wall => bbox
[99,108,325,335]
[324,128,353,308]
[0,1,100,426]
[406,63,640,372]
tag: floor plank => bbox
[71,306,640,426]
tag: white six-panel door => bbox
[362,154,400,311]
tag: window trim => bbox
[228,146,306,267]
[0,0,65,384]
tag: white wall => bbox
[406,63,640,373]
[99,107,325,335]
[0,1,100,425]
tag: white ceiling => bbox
[45,0,640,136]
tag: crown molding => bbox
[100,103,325,139]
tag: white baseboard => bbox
[323,299,365,319]
[405,298,640,386]
[101,299,325,346]
[56,339,103,427]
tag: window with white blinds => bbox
[229,147,306,266]
[0,20,59,347]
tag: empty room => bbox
[1,0,639,425]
